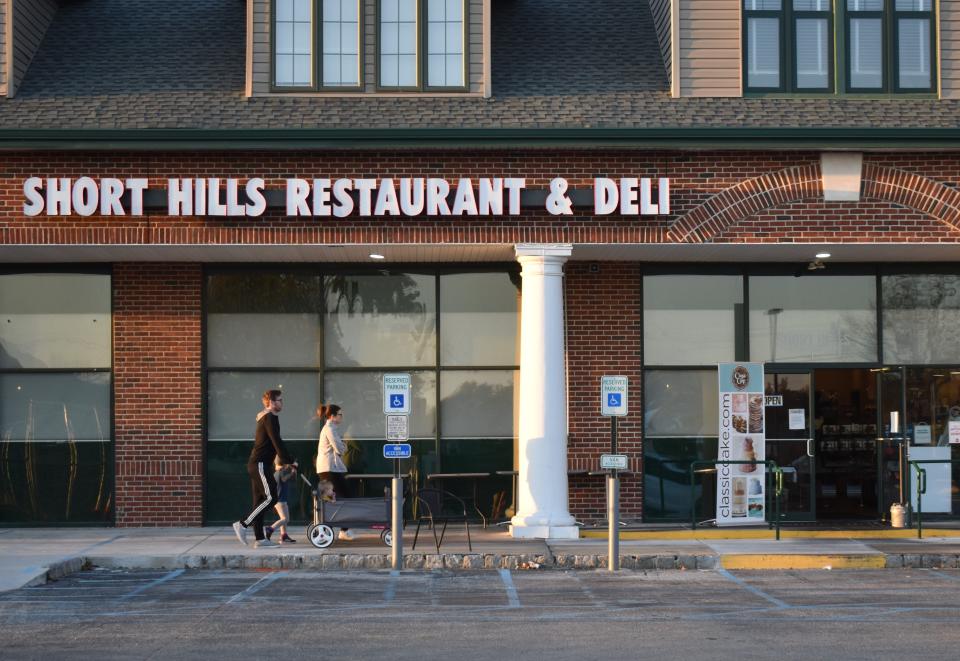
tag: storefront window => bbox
[0,273,110,368]
[645,370,719,437]
[324,273,436,368]
[440,272,519,366]
[749,275,877,363]
[205,268,517,523]
[0,272,112,524]
[206,272,323,368]
[644,369,719,520]
[324,371,436,439]
[643,275,742,365]
[207,371,323,441]
[440,370,516,438]
[882,274,960,364]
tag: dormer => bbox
[649,0,958,98]
[1,0,59,98]
[246,0,490,96]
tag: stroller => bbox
[300,474,397,549]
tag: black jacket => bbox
[248,411,295,467]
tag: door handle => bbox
[806,438,815,457]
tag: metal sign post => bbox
[384,380,411,570]
[600,376,628,572]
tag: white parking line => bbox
[226,571,287,604]
[929,570,960,582]
[499,569,520,609]
[383,570,400,603]
[119,569,185,601]
[716,569,790,609]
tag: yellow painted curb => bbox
[721,554,886,570]
[580,528,960,540]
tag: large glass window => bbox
[324,273,436,367]
[440,272,519,366]
[749,275,877,363]
[644,370,719,520]
[883,274,960,364]
[643,275,742,366]
[0,272,112,524]
[205,268,518,523]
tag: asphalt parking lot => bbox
[3,568,960,660]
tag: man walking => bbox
[233,389,297,548]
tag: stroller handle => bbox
[300,473,318,494]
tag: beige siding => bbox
[647,0,672,89]
[252,0,270,94]
[679,0,740,97]
[251,0,484,95]
[1,0,8,96]
[11,0,57,97]
[942,2,960,99]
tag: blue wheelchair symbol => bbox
[607,393,621,407]
[390,394,405,409]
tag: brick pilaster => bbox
[113,263,203,526]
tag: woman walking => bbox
[315,404,353,540]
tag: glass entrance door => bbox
[877,367,906,520]
[765,371,815,521]
[813,369,886,519]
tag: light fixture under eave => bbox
[815,252,832,259]
[369,253,386,260]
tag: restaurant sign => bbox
[22,176,670,218]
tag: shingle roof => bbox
[0,0,958,132]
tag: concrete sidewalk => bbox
[3,526,960,592]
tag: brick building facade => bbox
[3,1,960,532]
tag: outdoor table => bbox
[426,472,491,527]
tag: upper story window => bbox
[743,0,935,94]
[379,0,466,90]
[274,0,361,90]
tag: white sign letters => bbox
[22,176,671,218]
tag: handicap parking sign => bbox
[383,373,411,414]
[601,376,628,417]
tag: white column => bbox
[510,244,578,539]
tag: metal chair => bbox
[411,487,472,553]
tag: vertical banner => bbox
[717,363,766,526]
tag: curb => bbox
[12,552,960,590]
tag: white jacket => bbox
[316,421,347,474]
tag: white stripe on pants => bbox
[243,462,274,526]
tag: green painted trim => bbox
[4,127,960,150]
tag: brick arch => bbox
[860,163,960,231]
[668,163,960,243]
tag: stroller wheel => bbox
[381,529,392,547]
[307,524,335,549]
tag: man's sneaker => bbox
[280,535,296,544]
[337,529,355,541]
[254,538,279,548]
[264,525,273,540]
[233,521,248,546]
